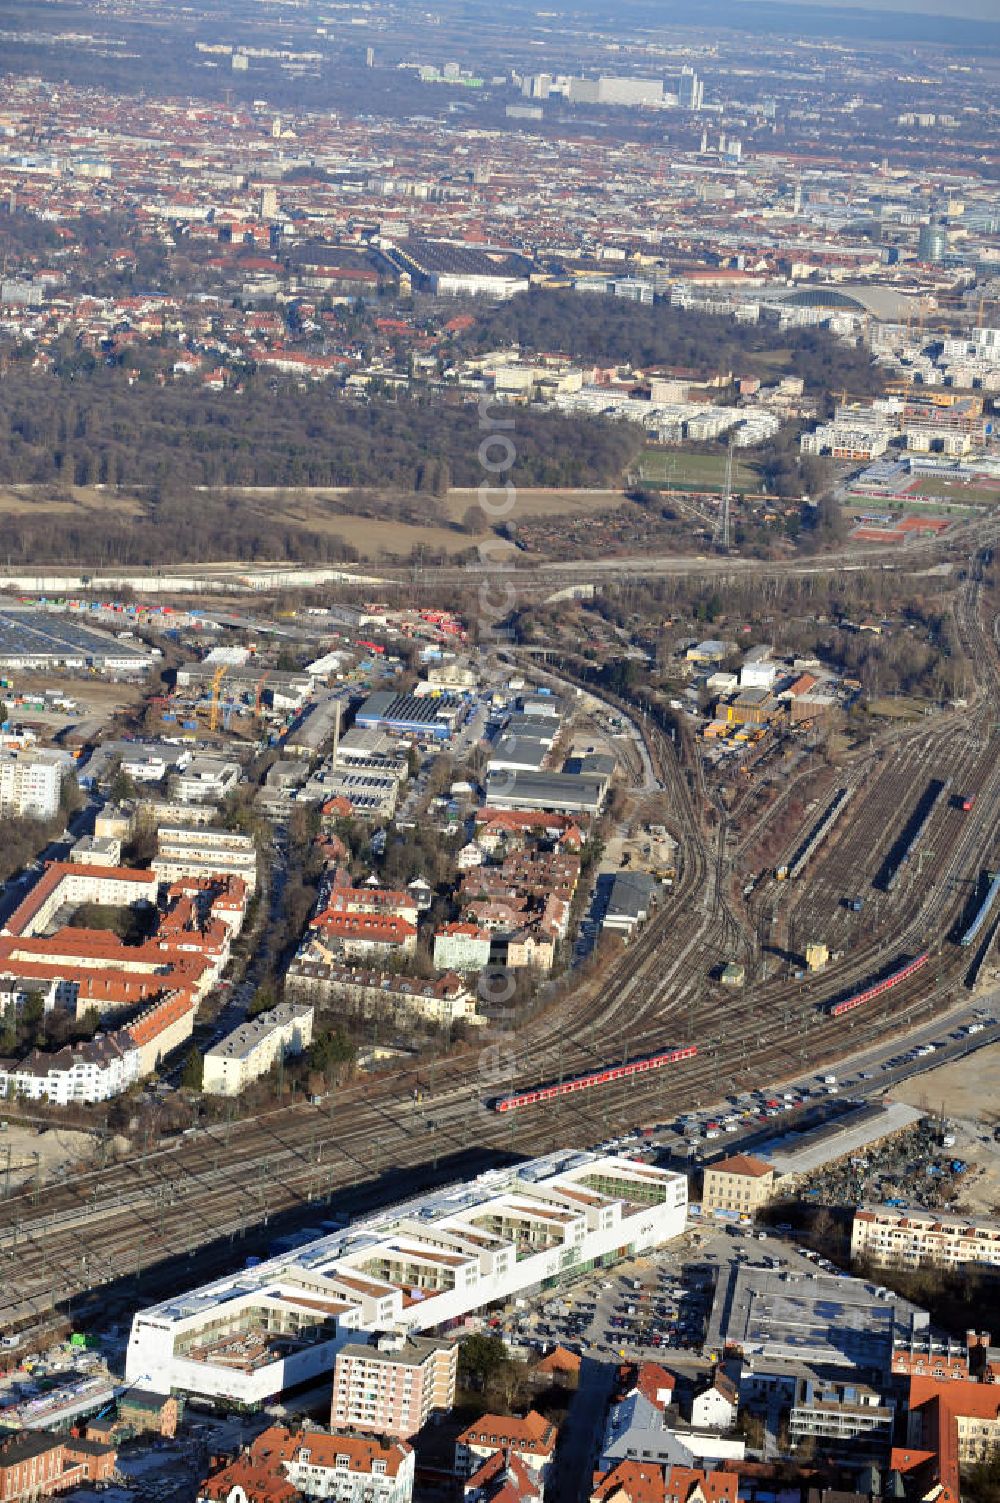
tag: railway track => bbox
[4,546,1000,1332]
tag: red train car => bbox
[492,1045,698,1113]
[829,953,929,1018]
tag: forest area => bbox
[0,369,639,492]
[464,289,885,399]
[0,370,641,564]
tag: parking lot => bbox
[480,1221,832,1376]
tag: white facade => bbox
[283,1445,414,1503]
[852,1205,1000,1271]
[0,747,69,820]
[432,927,492,972]
[171,758,242,805]
[153,826,258,894]
[0,1032,140,1105]
[127,1152,687,1406]
[691,1383,738,1431]
[4,863,159,938]
[202,1003,314,1097]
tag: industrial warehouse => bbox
[0,607,154,672]
[125,1152,688,1405]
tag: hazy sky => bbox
[751,0,1000,19]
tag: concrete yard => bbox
[0,1123,103,1192]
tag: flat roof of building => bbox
[762,1100,926,1178]
[705,1264,923,1372]
[0,608,151,665]
[205,1003,312,1063]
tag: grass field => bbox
[0,485,144,518]
[260,486,626,558]
[0,484,627,564]
[866,696,933,721]
[442,486,625,522]
[638,448,762,493]
[905,477,1000,505]
[845,491,981,519]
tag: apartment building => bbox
[591,1461,737,1503]
[701,1155,777,1217]
[314,886,421,928]
[0,746,70,821]
[153,826,258,894]
[0,1030,139,1105]
[2,862,158,939]
[308,913,418,961]
[890,1329,996,1382]
[69,835,122,867]
[455,1412,557,1487]
[896,1374,1000,1500]
[851,1204,1000,1271]
[432,923,493,972]
[466,1451,541,1503]
[202,1002,314,1097]
[198,1428,414,1503]
[127,990,197,1077]
[788,1378,895,1457]
[127,1152,688,1405]
[0,873,239,1026]
[285,958,480,1028]
[330,1335,457,1439]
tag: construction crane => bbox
[208,663,229,733]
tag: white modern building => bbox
[202,1002,314,1097]
[127,1151,688,1406]
[170,758,242,806]
[0,747,71,820]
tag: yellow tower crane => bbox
[208,663,229,733]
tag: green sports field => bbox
[639,448,763,493]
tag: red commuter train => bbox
[828,952,929,1018]
[491,1045,698,1113]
